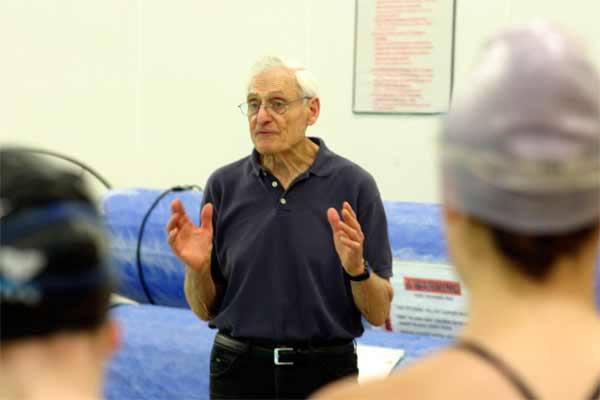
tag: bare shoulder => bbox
[312,351,451,400]
[312,348,514,400]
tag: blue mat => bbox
[104,304,452,400]
[384,201,447,262]
[102,189,450,307]
[103,188,202,307]
[103,189,600,308]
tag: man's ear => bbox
[306,97,320,126]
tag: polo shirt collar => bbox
[249,137,335,177]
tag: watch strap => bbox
[347,260,371,282]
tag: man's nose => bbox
[256,104,272,124]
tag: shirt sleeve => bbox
[201,175,227,286]
[357,176,393,279]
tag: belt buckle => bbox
[274,347,294,366]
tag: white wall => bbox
[2,0,599,202]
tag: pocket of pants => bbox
[210,343,242,377]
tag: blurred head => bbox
[441,21,600,280]
[243,56,320,155]
[0,148,118,347]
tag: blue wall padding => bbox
[383,201,447,262]
[102,189,449,307]
[104,304,453,400]
[103,189,600,308]
[102,188,203,307]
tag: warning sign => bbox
[389,260,469,338]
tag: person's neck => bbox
[459,245,599,345]
[260,137,319,188]
[0,335,104,400]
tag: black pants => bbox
[209,334,358,399]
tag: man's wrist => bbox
[346,260,365,276]
[346,260,371,282]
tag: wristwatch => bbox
[347,260,371,282]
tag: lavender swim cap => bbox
[442,21,600,233]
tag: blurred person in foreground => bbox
[0,148,119,400]
[316,21,600,399]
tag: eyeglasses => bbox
[238,97,310,116]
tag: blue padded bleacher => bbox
[103,188,202,307]
[103,189,452,307]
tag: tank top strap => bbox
[455,339,536,400]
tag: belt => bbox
[214,333,355,366]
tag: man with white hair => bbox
[167,56,394,398]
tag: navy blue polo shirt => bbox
[202,137,392,341]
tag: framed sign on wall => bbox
[353,0,456,114]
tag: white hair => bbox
[247,56,319,98]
